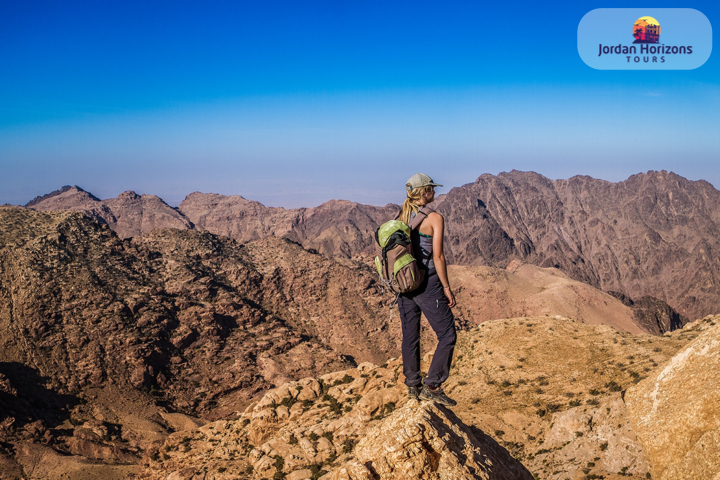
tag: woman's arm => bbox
[429,213,456,308]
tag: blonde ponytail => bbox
[400,185,433,224]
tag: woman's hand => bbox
[443,286,456,308]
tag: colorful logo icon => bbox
[633,16,661,44]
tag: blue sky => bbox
[1,1,718,207]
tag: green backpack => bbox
[374,206,433,294]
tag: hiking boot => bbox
[419,385,457,407]
[408,385,421,400]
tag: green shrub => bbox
[280,396,297,408]
[606,381,622,392]
[342,439,356,454]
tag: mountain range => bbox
[3,168,720,478]
[26,170,720,320]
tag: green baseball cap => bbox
[406,173,443,192]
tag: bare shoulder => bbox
[426,211,444,227]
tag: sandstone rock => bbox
[625,316,720,480]
[536,395,649,478]
[323,401,533,480]
[287,469,314,480]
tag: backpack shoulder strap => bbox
[408,205,435,230]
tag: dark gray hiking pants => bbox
[398,272,456,388]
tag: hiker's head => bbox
[400,173,442,223]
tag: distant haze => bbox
[1,2,718,208]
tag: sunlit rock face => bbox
[626,316,720,480]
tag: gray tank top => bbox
[409,210,435,274]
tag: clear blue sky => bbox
[1,0,718,207]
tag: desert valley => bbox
[1,170,719,480]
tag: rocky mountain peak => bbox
[24,185,100,207]
[117,190,141,200]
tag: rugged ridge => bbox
[178,193,399,258]
[435,170,720,320]
[27,186,194,239]
[0,206,396,477]
[25,170,720,320]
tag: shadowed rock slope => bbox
[0,207,396,478]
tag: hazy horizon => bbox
[2,1,718,208]
[12,168,717,210]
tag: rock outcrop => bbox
[137,358,533,480]
[323,401,533,480]
[607,291,685,335]
[136,315,716,480]
[625,315,720,480]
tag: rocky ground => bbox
[135,315,719,480]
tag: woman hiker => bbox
[398,173,457,407]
